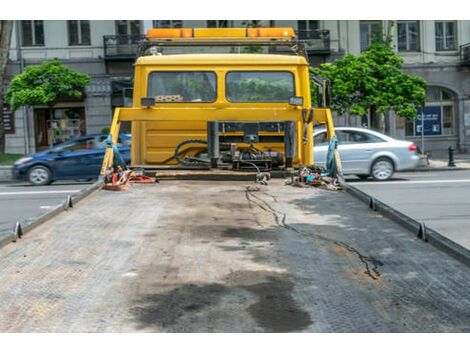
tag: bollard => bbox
[14,221,23,240]
[448,146,456,167]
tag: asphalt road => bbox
[0,181,92,233]
[0,181,469,332]
[347,169,470,250]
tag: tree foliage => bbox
[5,60,90,111]
[311,43,427,121]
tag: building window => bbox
[297,20,319,39]
[115,20,141,45]
[68,20,91,46]
[115,20,141,36]
[405,87,455,137]
[21,20,44,46]
[397,21,420,52]
[153,20,182,28]
[435,21,457,51]
[207,20,230,28]
[360,20,382,52]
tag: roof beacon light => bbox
[146,27,296,40]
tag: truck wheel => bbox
[27,165,52,186]
[371,157,394,181]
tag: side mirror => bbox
[289,96,304,106]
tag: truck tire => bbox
[371,157,394,181]
[27,165,52,186]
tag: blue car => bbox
[13,134,131,185]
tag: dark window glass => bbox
[153,20,182,28]
[68,20,90,45]
[314,132,328,146]
[360,21,382,51]
[348,131,385,144]
[21,20,44,46]
[435,21,456,50]
[207,20,229,28]
[397,21,420,51]
[34,20,44,45]
[81,21,91,44]
[21,20,33,46]
[226,71,295,103]
[148,71,217,103]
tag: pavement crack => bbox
[245,187,383,281]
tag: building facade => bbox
[3,20,470,155]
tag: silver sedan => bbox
[313,127,420,181]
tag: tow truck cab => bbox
[102,27,337,175]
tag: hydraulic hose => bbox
[174,139,210,166]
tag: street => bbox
[347,169,470,249]
[0,181,93,233]
[0,180,469,332]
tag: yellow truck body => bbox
[102,28,336,174]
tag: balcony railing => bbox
[104,30,331,60]
[104,35,145,60]
[461,43,470,66]
[272,29,330,55]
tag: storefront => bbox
[33,105,86,150]
[404,86,458,153]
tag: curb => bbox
[0,179,103,250]
[342,182,470,267]
[404,167,470,172]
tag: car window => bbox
[348,131,385,144]
[314,132,328,146]
[62,138,96,152]
[335,131,351,144]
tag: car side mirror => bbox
[289,96,304,106]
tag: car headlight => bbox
[14,157,33,165]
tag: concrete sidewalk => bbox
[411,153,470,171]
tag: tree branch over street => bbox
[5,60,90,120]
[312,43,427,130]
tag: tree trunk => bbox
[369,106,386,132]
[0,20,13,154]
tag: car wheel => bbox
[356,174,369,180]
[371,157,394,181]
[27,165,52,186]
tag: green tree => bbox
[311,43,427,129]
[5,60,90,119]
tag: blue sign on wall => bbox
[415,106,441,136]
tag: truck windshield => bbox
[226,71,295,103]
[148,71,217,103]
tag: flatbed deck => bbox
[0,180,469,332]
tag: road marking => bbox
[353,179,470,186]
[0,190,81,196]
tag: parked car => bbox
[13,134,131,185]
[313,127,419,181]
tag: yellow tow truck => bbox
[101,27,338,177]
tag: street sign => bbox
[415,106,441,136]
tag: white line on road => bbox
[0,190,81,196]
[353,179,470,186]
